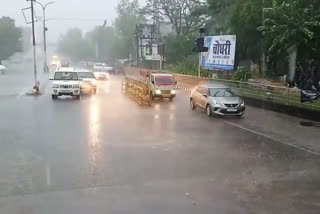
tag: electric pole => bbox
[27,0,38,87]
[35,1,56,73]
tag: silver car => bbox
[190,84,245,117]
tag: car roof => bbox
[197,84,229,89]
[56,67,76,72]
[152,73,174,77]
[76,69,92,73]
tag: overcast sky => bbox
[1,0,145,42]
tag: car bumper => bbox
[81,85,96,93]
[96,76,108,80]
[52,89,80,96]
[154,94,176,98]
[211,105,246,116]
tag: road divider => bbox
[122,77,151,106]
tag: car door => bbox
[194,86,205,108]
[198,86,209,108]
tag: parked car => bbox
[50,67,81,100]
[77,70,97,94]
[190,84,245,117]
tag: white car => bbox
[77,70,97,94]
[93,63,112,80]
[50,67,81,100]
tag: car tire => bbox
[75,95,81,100]
[190,99,196,110]
[206,105,212,117]
[52,95,58,100]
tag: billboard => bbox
[201,35,236,71]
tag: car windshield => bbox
[54,72,78,80]
[155,76,174,85]
[78,72,95,78]
[209,88,237,97]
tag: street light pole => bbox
[26,0,38,87]
[35,1,55,73]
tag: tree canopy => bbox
[0,17,22,63]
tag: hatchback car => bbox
[190,84,245,117]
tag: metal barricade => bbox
[122,77,151,106]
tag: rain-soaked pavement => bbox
[0,75,320,214]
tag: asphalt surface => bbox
[0,73,320,214]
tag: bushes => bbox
[168,55,199,76]
[231,67,251,81]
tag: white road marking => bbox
[224,121,320,157]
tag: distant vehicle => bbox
[190,84,245,117]
[77,70,97,94]
[50,67,81,100]
[94,63,114,72]
[51,55,61,68]
[148,73,177,101]
[93,63,110,80]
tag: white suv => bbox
[51,67,81,100]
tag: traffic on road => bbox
[2,0,320,213]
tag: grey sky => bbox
[2,0,145,42]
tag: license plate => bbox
[227,108,237,112]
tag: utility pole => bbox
[27,0,38,87]
[35,1,55,73]
[198,28,206,77]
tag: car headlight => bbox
[213,100,222,107]
[73,85,80,88]
[171,90,176,95]
[52,84,59,88]
[91,80,97,85]
[241,101,245,107]
[155,89,162,95]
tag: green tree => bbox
[258,0,320,58]
[143,0,210,36]
[164,35,196,64]
[114,0,145,58]
[0,17,22,63]
[229,0,264,63]
[57,28,94,61]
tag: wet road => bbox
[0,76,320,214]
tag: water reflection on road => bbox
[87,96,104,184]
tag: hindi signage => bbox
[201,35,236,71]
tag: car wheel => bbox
[190,99,196,110]
[52,95,58,100]
[75,95,81,100]
[206,105,212,117]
